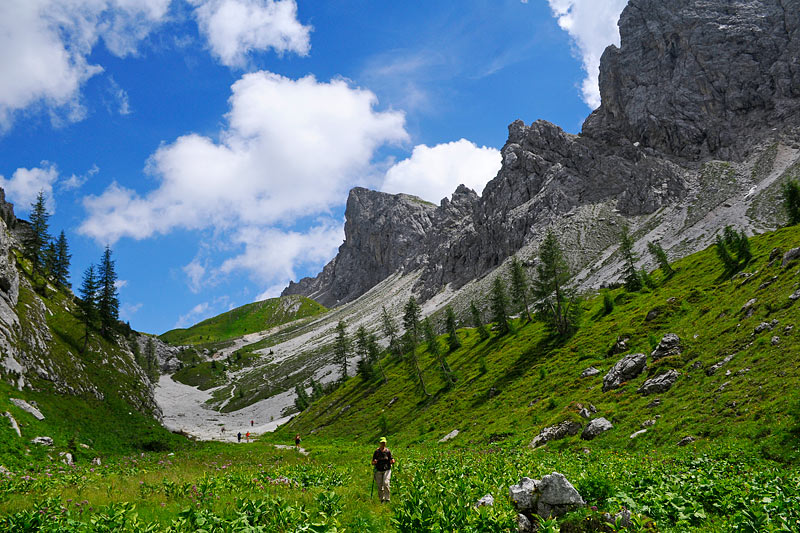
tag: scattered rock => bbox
[666,297,678,304]
[630,429,648,439]
[771,336,780,345]
[589,404,597,413]
[785,325,794,334]
[31,436,53,446]
[768,247,783,263]
[647,398,662,408]
[735,367,751,376]
[638,369,679,395]
[790,290,800,301]
[0,465,10,475]
[581,366,600,378]
[488,387,498,398]
[641,419,656,428]
[677,436,696,447]
[516,513,532,533]
[474,494,494,508]
[645,308,660,321]
[650,333,681,361]
[740,298,757,317]
[509,473,585,521]
[717,381,731,392]
[581,418,613,440]
[578,408,592,419]
[604,508,632,529]
[707,354,735,376]
[10,399,45,420]
[759,276,778,290]
[782,247,800,268]
[529,421,582,448]
[610,336,630,355]
[691,361,703,370]
[3,412,21,437]
[80,443,90,449]
[59,452,73,466]
[387,397,398,407]
[754,320,778,334]
[91,457,102,466]
[439,429,459,443]
[602,353,647,391]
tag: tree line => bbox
[22,191,121,352]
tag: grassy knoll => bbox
[159,296,327,346]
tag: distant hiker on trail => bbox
[372,437,395,503]
[246,431,250,443]
[237,432,241,443]
[250,420,254,427]
[221,427,225,435]
[295,434,301,448]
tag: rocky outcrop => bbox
[10,398,44,420]
[510,473,585,526]
[580,366,600,378]
[3,412,21,437]
[638,369,679,395]
[583,0,800,160]
[603,353,647,391]
[581,418,614,440]
[651,334,681,361]
[134,335,183,374]
[529,420,582,448]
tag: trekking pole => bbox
[370,467,375,499]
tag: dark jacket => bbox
[372,447,393,471]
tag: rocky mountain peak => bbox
[583,0,800,159]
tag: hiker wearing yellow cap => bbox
[371,437,395,503]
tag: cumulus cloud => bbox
[119,302,142,321]
[0,0,170,131]
[80,71,407,243]
[0,162,59,213]
[190,0,311,67]
[175,301,211,328]
[546,0,627,109]
[381,139,501,203]
[61,164,99,191]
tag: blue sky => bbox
[0,0,627,334]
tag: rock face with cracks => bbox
[603,353,647,391]
[510,473,585,529]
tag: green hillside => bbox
[277,225,800,458]
[1,255,186,469]
[159,295,327,346]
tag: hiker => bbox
[294,434,301,448]
[221,427,225,435]
[371,437,395,503]
[246,431,250,443]
[237,431,241,443]
[250,420,254,427]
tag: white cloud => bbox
[114,279,128,289]
[175,301,211,328]
[547,0,627,109]
[184,258,207,293]
[80,71,407,243]
[0,0,170,131]
[61,164,99,191]
[218,221,343,283]
[381,139,501,203]
[119,302,142,320]
[0,162,59,213]
[190,0,311,68]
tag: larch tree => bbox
[509,255,532,321]
[444,306,461,351]
[490,277,511,336]
[647,241,674,279]
[619,225,642,292]
[402,296,429,396]
[333,320,350,381]
[469,300,489,340]
[532,230,581,337]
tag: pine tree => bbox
[490,277,510,336]
[97,246,119,336]
[380,306,401,359]
[294,384,310,411]
[783,179,800,226]
[77,264,99,352]
[619,225,642,291]
[309,377,324,400]
[145,337,157,380]
[54,231,72,287]
[355,325,374,380]
[444,306,461,351]
[24,191,51,274]
[333,320,350,381]
[43,241,58,277]
[366,330,387,383]
[647,241,674,279]
[470,301,489,340]
[509,256,532,321]
[402,296,429,396]
[423,317,440,357]
[716,226,752,275]
[532,230,581,337]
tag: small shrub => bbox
[603,292,614,315]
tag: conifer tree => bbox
[490,277,510,336]
[309,377,324,400]
[716,226,751,275]
[509,256,532,321]
[619,225,642,291]
[77,264,99,352]
[783,179,800,226]
[532,230,581,337]
[24,191,51,274]
[44,241,58,277]
[380,306,401,358]
[145,337,157,380]
[97,246,119,336]
[402,296,429,396]
[355,325,377,380]
[294,384,310,411]
[422,317,440,357]
[333,320,350,381]
[54,231,71,287]
[647,241,674,279]
[444,306,461,351]
[470,300,489,340]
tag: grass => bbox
[159,296,327,346]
